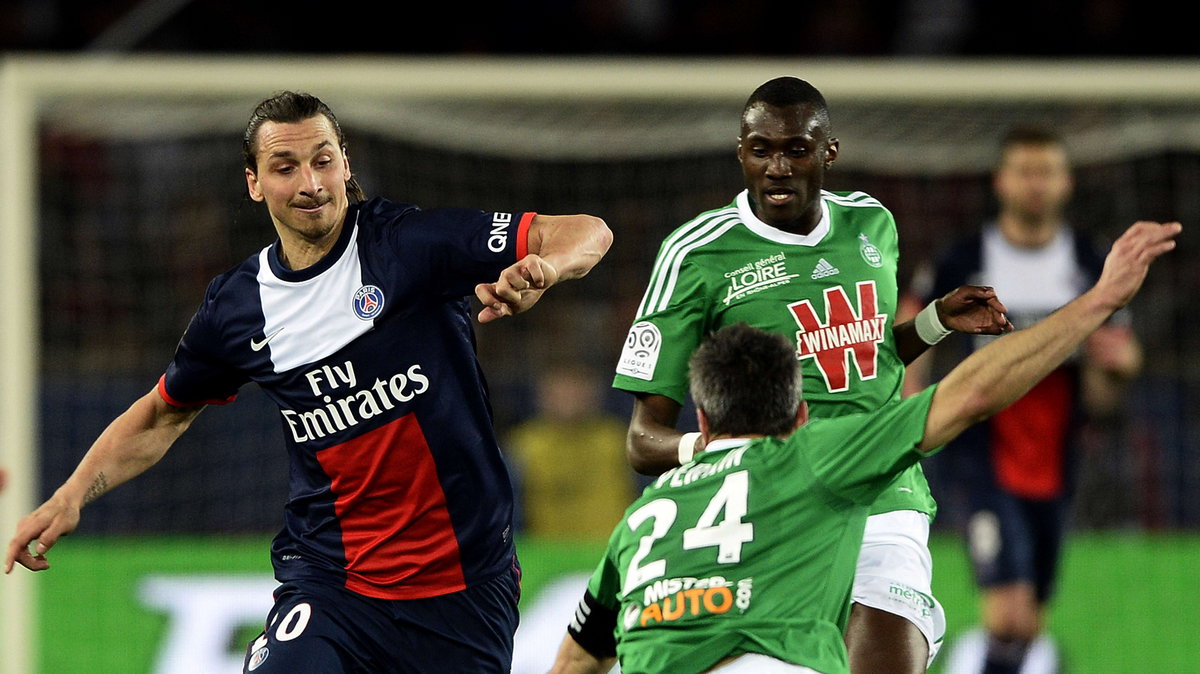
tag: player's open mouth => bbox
[764,190,795,205]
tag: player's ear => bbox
[794,401,809,430]
[246,168,264,202]
[696,408,710,444]
[824,140,839,168]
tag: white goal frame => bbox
[3,54,1200,674]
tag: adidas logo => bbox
[811,258,840,279]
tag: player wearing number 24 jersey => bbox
[554,216,1180,672]
[611,77,1014,673]
[586,385,938,674]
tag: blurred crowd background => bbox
[5,0,1198,544]
[0,0,1194,57]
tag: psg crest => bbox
[353,285,385,320]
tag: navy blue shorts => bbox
[963,475,1067,604]
[242,567,521,674]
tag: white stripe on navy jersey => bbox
[256,220,374,373]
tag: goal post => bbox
[2,54,1199,674]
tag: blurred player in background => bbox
[904,125,1143,674]
[5,91,612,674]
[553,217,1178,674]
[505,364,638,540]
[612,76,1013,673]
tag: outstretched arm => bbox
[5,388,203,573]
[894,285,1013,365]
[920,221,1180,451]
[475,214,612,323]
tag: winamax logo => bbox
[787,280,888,392]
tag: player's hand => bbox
[936,285,1014,335]
[475,254,560,323]
[1095,220,1182,310]
[5,496,81,573]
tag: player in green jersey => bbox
[553,218,1179,674]
[613,76,1012,672]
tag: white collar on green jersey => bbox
[735,189,831,246]
[703,437,753,455]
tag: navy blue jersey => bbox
[914,223,1111,500]
[160,197,534,599]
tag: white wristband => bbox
[678,432,701,464]
[915,300,953,345]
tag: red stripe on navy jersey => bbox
[156,374,236,408]
[990,368,1074,499]
[316,413,467,599]
[516,212,535,259]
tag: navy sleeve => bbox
[160,279,249,407]
[367,199,535,298]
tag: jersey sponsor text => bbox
[626,575,750,630]
[487,212,513,252]
[788,281,888,393]
[281,359,431,442]
[722,252,800,305]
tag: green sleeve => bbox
[796,385,938,505]
[586,539,623,612]
[613,260,710,404]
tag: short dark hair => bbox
[242,91,366,202]
[999,124,1065,155]
[688,323,803,438]
[742,76,830,128]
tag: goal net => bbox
[3,55,1199,673]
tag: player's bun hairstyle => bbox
[242,91,367,202]
[742,76,831,128]
[688,323,803,438]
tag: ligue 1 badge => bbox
[858,233,883,268]
[353,285,386,320]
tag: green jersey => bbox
[587,387,939,674]
[614,190,934,517]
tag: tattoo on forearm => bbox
[83,472,109,505]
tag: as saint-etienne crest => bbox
[858,233,883,268]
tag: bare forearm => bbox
[627,394,687,475]
[924,289,1113,449]
[56,390,199,508]
[548,634,616,674]
[892,319,930,366]
[627,422,685,476]
[530,215,612,281]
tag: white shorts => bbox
[706,653,824,673]
[851,510,946,667]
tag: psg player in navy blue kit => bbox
[5,91,613,673]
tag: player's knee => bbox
[983,608,1041,642]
